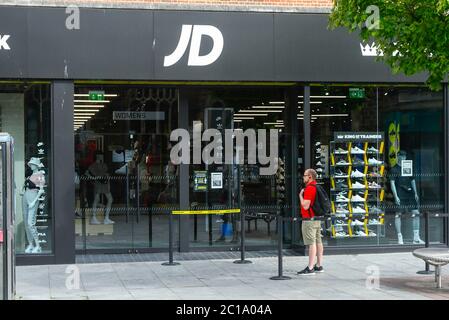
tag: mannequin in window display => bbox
[389,150,424,245]
[21,157,46,254]
[86,153,114,225]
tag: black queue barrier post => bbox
[234,210,252,264]
[417,210,434,274]
[162,212,180,266]
[270,215,291,280]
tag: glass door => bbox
[75,86,178,252]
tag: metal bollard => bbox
[417,211,433,274]
[162,213,180,266]
[270,215,291,280]
[234,210,252,264]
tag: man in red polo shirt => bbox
[298,168,324,275]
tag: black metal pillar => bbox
[303,86,311,170]
[178,88,190,252]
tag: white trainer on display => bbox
[352,206,366,214]
[351,220,364,226]
[367,146,379,153]
[368,157,383,165]
[103,218,115,225]
[336,195,350,202]
[351,146,365,154]
[413,230,425,244]
[398,233,404,245]
[31,246,42,254]
[368,181,381,189]
[351,195,366,202]
[25,245,34,254]
[351,169,366,178]
[351,181,366,189]
[336,160,350,165]
[334,148,348,154]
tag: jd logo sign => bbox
[0,35,11,50]
[164,25,224,67]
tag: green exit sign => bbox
[89,91,105,101]
[349,88,365,99]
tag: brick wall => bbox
[2,0,333,12]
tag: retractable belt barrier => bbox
[172,209,241,215]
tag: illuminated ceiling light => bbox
[234,117,254,120]
[74,113,95,116]
[239,110,283,113]
[236,113,268,117]
[312,114,349,117]
[74,104,105,108]
[74,94,118,97]
[268,101,285,104]
[75,109,99,112]
[233,119,242,122]
[252,105,284,109]
[298,101,323,104]
[75,116,92,120]
[298,96,346,99]
[264,122,282,125]
[74,100,110,103]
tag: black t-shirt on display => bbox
[389,165,415,200]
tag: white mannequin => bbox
[87,154,114,225]
[21,157,45,254]
[390,151,424,245]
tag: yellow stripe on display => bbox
[172,209,241,215]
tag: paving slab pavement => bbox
[15,252,449,300]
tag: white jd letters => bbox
[164,25,224,67]
[0,35,11,50]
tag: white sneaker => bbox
[368,181,381,189]
[369,231,377,237]
[352,206,366,214]
[334,148,348,154]
[336,160,350,165]
[336,195,350,202]
[369,219,380,225]
[351,181,366,189]
[31,246,42,254]
[334,170,349,178]
[356,230,367,236]
[335,219,345,225]
[25,245,34,254]
[103,218,115,225]
[351,146,365,154]
[351,219,364,226]
[351,195,366,202]
[334,213,347,218]
[398,233,404,245]
[336,206,349,214]
[367,146,379,153]
[368,158,383,165]
[316,161,323,166]
[351,169,366,178]
[316,168,324,173]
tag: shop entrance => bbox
[74,86,179,252]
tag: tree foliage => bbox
[329,0,449,90]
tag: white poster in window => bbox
[211,172,223,189]
[401,160,413,177]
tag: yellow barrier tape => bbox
[172,209,241,215]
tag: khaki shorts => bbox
[302,220,322,246]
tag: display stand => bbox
[327,132,386,240]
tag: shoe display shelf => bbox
[276,157,286,207]
[328,140,386,239]
[313,141,328,185]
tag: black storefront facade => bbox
[0,5,448,265]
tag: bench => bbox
[413,248,449,289]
